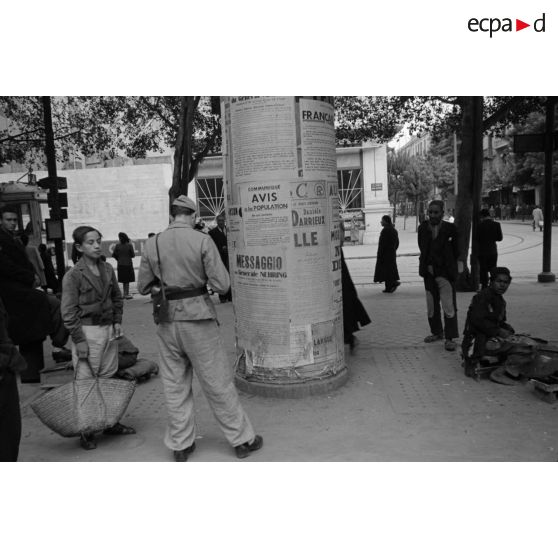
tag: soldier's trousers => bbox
[156,319,255,452]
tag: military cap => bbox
[172,195,197,212]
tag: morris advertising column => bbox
[221,96,347,397]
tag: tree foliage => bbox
[0,96,221,197]
[334,96,403,145]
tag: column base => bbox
[537,272,556,283]
[235,365,349,398]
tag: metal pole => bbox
[453,132,458,195]
[538,97,556,283]
[42,96,66,280]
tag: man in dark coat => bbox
[418,200,460,351]
[475,209,503,289]
[0,297,27,461]
[374,215,400,293]
[208,214,232,302]
[0,206,69,380]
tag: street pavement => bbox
[16,220,558,461]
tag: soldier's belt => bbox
[165,286,208,300]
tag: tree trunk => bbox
[169,96,201,202]
[454,97,481,292]
[170,97,188,202]
[470,96,484,290]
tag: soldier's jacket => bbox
[137,221,230,321]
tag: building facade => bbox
[0,143,389,255]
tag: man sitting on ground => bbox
[462,267,541,385]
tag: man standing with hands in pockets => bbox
[418,200,461,352]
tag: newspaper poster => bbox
[299,98,337,179]
[226,204,244,251]
[229,97,299,183]
[289,180,333,326]
[329,180,343,306]
[311,320,337,361]
[238,182,291,247]
[290,324,314,367]
[230,246,290,363]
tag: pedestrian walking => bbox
[373,215,400,293]
[476,208,503,290]
[418,200,460,352]
[112,232,135,299]
[137,195,262,462]
[532,205,544,232]
[61,226,136,451]
[208,214,232,302]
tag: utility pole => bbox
[538,96,556,283]
[453,131,458,195]
[42,96,66,280]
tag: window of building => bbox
[195,177,225,221]
[337,169,363,211]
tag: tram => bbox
[0,180,48,245]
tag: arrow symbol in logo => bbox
[516,19,530,31]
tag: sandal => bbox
[103,422,136,436]
[80,433,97,450]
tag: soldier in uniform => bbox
[137,195,262,462]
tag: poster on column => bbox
[289,180,333,326]
[226,205,244,251]
[229,97,299,183]
[238,182,291,247]
[329,180,343,307]
[299,98,337,180]
[230,246,290,366]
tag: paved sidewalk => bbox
[17,274,558,462]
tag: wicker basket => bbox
[31,377,136,437]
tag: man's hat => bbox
[172,195,197,212]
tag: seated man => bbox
[462,267,535,385]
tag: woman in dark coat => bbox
[112,232,135,299]
[373,215,400,293]
[340,222,371,351]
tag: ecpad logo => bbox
[468,12,546,37]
